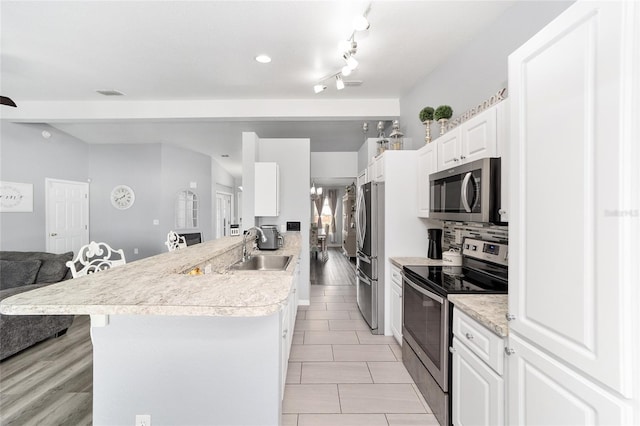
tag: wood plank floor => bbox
[310,247,356,286]
[0,315,92,425]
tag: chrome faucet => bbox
[242,227,267,261]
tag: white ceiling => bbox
[1,1,516,177]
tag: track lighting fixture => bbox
[311,4,371,93]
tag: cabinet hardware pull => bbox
[504,347,515,356]
[465,333,474,340]
[449,346,456,353]
[460,155,466,160]
[505,313,516,321]
[282,329,288,338]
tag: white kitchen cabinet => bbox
[357,168,368,187]
[368,154,384,182]
[280,263,299,399]
[451,307,505,426]
[254,162,279,217]
[389,264,403,344]
[507,334,631,425]
[435,106,498,171]
[416,142,436,217]
[460,106,497,163]
[508,1,638,422]
[496,100,509,223]
[436,127,461,170]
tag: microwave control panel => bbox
[462,238,508,266]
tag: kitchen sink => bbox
[229,255,292,271]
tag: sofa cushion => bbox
[0,251,73,283]
[0,260,42,290]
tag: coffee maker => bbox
[427,228,443,259]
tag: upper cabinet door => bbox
[436,128,461,170]
[508,1,638,397]
[460,107,497,163]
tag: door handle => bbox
[461,172,473,213]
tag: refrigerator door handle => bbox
[356,188,366,250]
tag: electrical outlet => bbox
[135,414,151,426]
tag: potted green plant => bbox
[419,107,434,144]
[434,105,453,135]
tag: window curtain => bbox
[327,189,338,242]
[314,194,324,229]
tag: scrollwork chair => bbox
[66,241,127,278]
[165,230,187,252]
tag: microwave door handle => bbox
[461,172,473,213]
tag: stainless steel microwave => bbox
[429,157,502,223]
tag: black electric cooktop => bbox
[402,264,508,297]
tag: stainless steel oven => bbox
[429,157,501,223]
[401,238,509,426]
[402,274,449,391]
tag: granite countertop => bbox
[448,294,508,337]
[390,257,444,268]
[0,232,301,318]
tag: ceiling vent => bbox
[96,89,125,96]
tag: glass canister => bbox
[389,120,404,150]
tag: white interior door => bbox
[46,178,89,254]
[216,192,232,238]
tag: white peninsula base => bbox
[91,314,282,426]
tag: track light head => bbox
[343,53,358,70]
[336,75,345,91]
[353,15,370,31]
[341,65,352,77]
[313,84,327,94]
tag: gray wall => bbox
[0,121,89,251]
[89,143,213,261]
[399,1,574,149]
[0,122,215,260]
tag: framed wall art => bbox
[0,181,34,212]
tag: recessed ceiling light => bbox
[255,54,271,64]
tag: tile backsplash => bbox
[442,221,508,251]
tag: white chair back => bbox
[165,231,187,252]
[66,241,126,278]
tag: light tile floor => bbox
[281,284,439,426]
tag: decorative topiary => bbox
[419,106,434,122]
[434,105,453,121]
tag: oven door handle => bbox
[404,276,444,304]
[357,252,371,265]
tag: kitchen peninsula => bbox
[0,233,302,426]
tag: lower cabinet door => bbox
[507,334,632,426]
[452,337,504,426]
[390,282,403,345]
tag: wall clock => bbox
[110,185,135,210]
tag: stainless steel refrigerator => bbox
[356,181,385,334]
